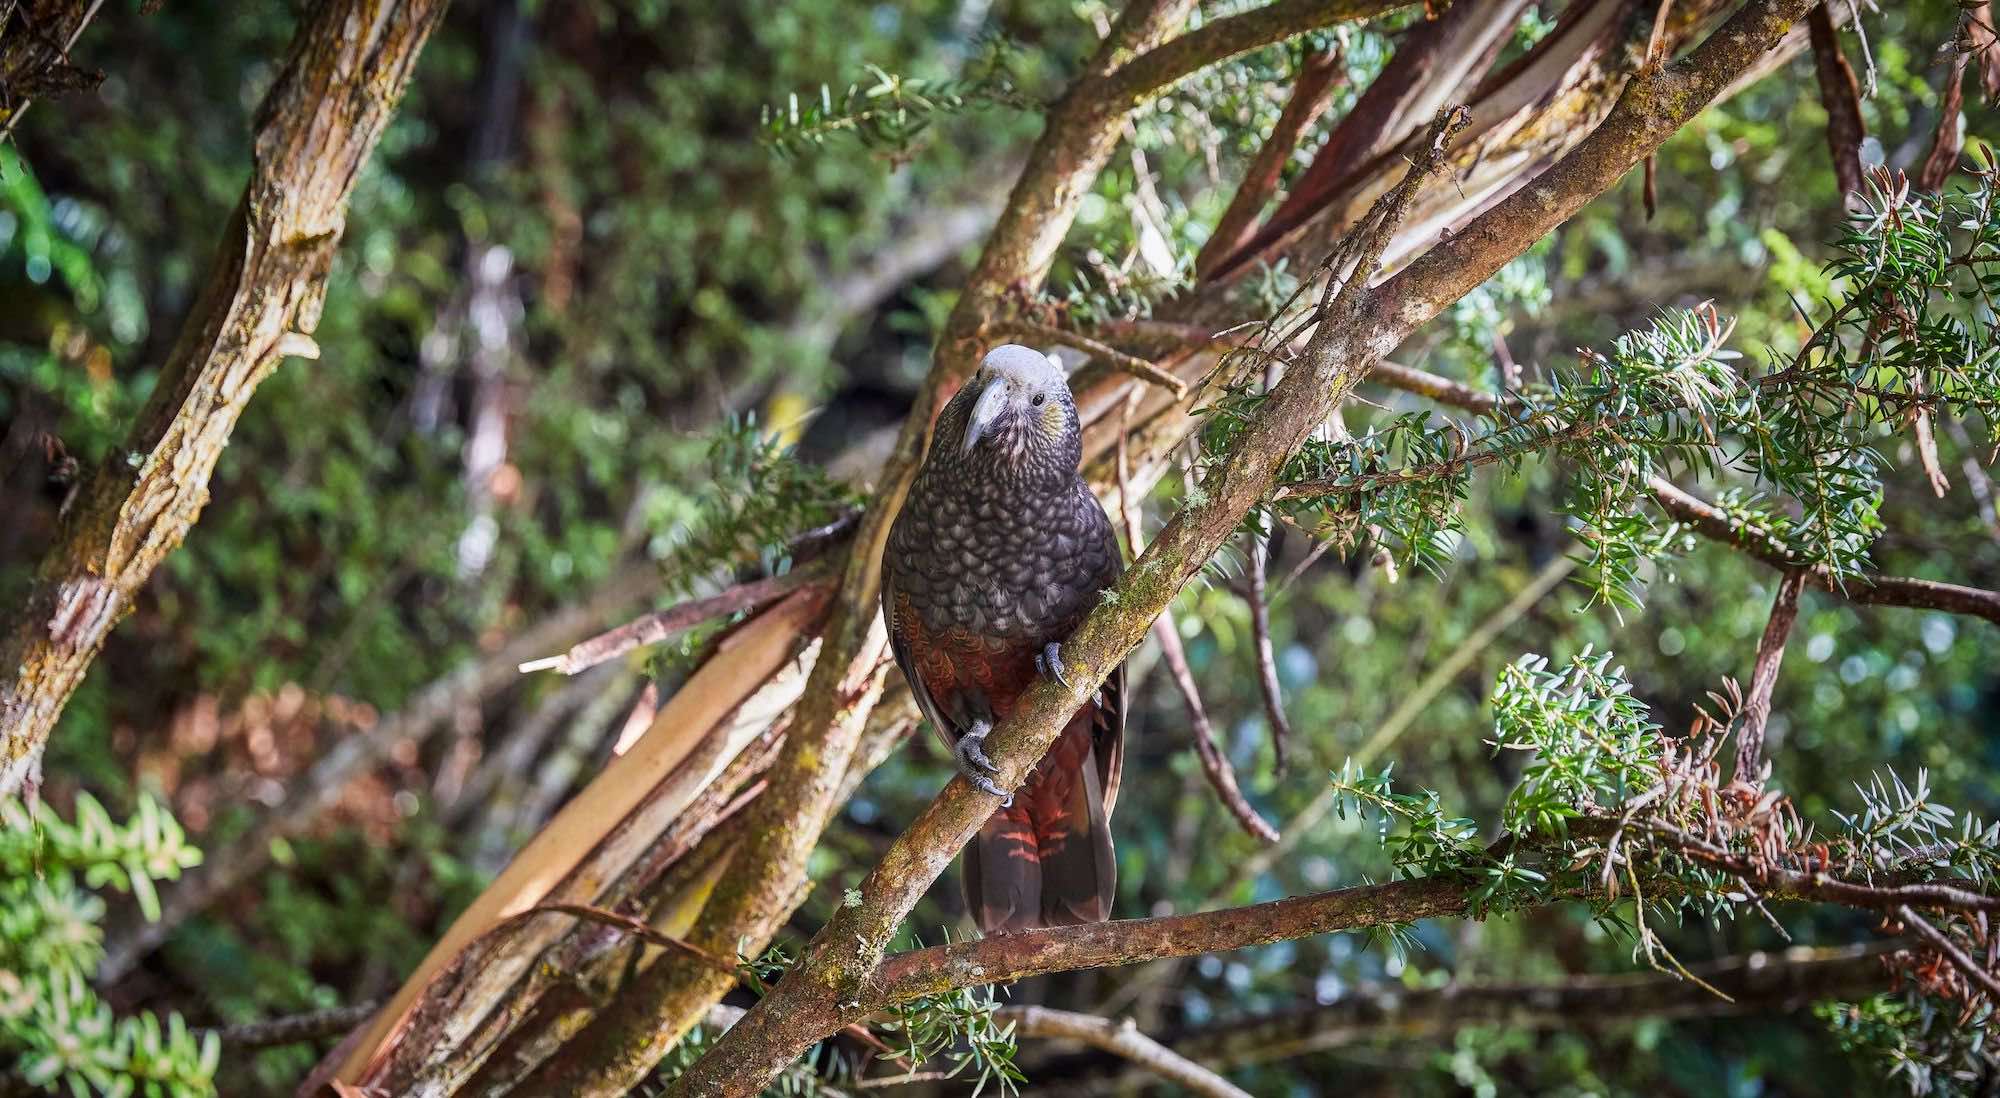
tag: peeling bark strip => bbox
[1205,0,1531,282]
[1194,40,1344,279]
[1975,2,2000,102]
[1918,48,1969,193]
[0,0,450,795]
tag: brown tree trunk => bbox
[0,0,450,795]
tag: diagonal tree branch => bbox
[494,6,1217,1094]
[875,835,1967,1005]
[519,562,836,677]
[0,0,451,795]
[1093,0,1409,111]
[1897,904,2000,1003]
[1732,569,1807,786]
[1244,527,1293,773]
[881,876,1475,1005]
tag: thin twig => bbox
[1898,905,2000,1003]
[1731,570,1807,786]
[851,1071,954,1089]
[1116,385,1277,846]
[1646,477,2000,626]
[1244,527,1293,774]
[216,1000,386,1049]
[1155,613,1280,845]
[520,563,833,675]
[1843,0,1877,96]
[1643,821,2000,914]
[510,903,738,975]
[996,1005,1253,1098]
[1207,549,1576,907]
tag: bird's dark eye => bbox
[1031,394,1046,407]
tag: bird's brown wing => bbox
[881,563,965,760]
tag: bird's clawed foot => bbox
[955,719,1011,804]
[1035,641,1070,688]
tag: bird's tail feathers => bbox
[962,732,1115,933]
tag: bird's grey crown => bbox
[980,343,1068,389]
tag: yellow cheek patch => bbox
[1039,400,1064,436]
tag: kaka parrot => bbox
[882,344,1126,933]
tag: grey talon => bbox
[1039,641,1070,688]
[955,720,1010,799]
[956,735,996,773]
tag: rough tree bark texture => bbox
[0,0,451,795]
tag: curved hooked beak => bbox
[961,377,1010,454]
